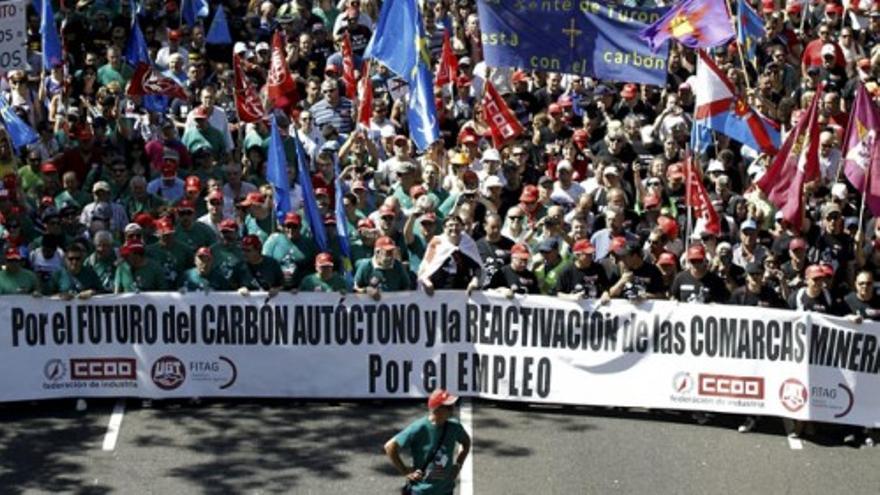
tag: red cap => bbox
[427,389,458,410]
[240,192,266,206]
[4,247,22,260]
[40,195,54,207]
[155,217,175,234]
[177,198,196,212]
[826,3,844,14]
[657,215,679,239]
[667,163,684,180]
[207,189,224,201]
[573,129,589,144]
[761,0,774,13]
[462,170,479,185]
[511,70,528,84]
[379,205,396,218]
[375,236,396,251]
[358,218,376,230]
[456,75,471,88]
[520,185,539,203]
[610,236,628,253]
[219,219,238,232]
[787,2,802,12]
[185,175,201,192]
[168,29,182,41]
[572,239,596,254]
[789,237,807,251]
[314,187,329,197]
[657,252,677,266]
[196,246,213,259]
[409,184,427,198]
[621,83,638,99]
[120,241,145,257]
[133,212,155,229]
[548,103,563,115]
[283,212,302,226]
[460,132,478,145]
[806,264,829,279]
[511,243,531,260]
[241,234,262,250]
[643,194,661,209]
[323,212,337,225]
[686,244,706,261]
[315,252,334,268]
[40,162,58,174]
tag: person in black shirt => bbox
[808,203,855,293]
[477,213,514,288]
[787,264,846,315]
[844,271,880,322]
[607,241,666,301]
[555,239,610,299]
[487,243,539,297]
[670,244,730,303]
[728,262,787,308]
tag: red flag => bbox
[233,54,266,123]
[482,81,524,148]
[755,87,823,230]
[127,63,188,100]
[685,159,721,235]
[435,29,458,87]
[357,60,373,127]
[341,32,357,100]
[267,31,297,108]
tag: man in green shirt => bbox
[240,192,275,242]
[353,236,411,299]
[96,46,133,86]
[182,106,227,161]
[0,248,40,295]
[262,212,317,289]
[210,219,246,282]
[84,230,117,293]
[50,243,103,298]
[179,247,236,292]
[146,217,194,288]
[174,199,217,251]
[299,252,347,292]
[114,240,167,293]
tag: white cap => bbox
[603,165,619,176]
[483,175,503,189]
[831,182,848,200]
[233,42,248,55]
[556,159,573,171]
[482,148,501,162]
[707,160,725,173]
[821,43,836,57]
[380,125,396,138]
[256,41,270,52]
[124,223,142,235]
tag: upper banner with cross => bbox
[476,0,670,86]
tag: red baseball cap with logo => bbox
[358,218,376,230]
[241,234,262,250]
[511,243,531,260]
[120,241,145,257]
[155,217,175,235]
[520,185,539,203]
[219,219,238,232]
[177,199,196,212]
[572,239,596,255]
[4,247,22,260]
[283,212,302,226]
[657,252,678,266]
[686,244,706,261]
[207,190,224,201]
[196,246,213,259]
[427,389,459,410]
[806,264,829,280]
[185,175,201,192]
[375,236,396,251]
[315,252,334,268]
[240,192,266,207]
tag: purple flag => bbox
[843,84,880,216]
[640,0,735,52]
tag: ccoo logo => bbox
[151,356,186,390]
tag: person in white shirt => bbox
[154,29,189,71]
[184,87,234,154]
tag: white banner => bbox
[0,1,26,74]
[2,291,879,427]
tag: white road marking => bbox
[460,399,474,495]
[102,399,126,451]
[787,436,804,450]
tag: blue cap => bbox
[538,238,559,252]
[740,219,758,232]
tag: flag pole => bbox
[727,0,752,93]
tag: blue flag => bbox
[475,1,670,86]
[266,115,292,224]
[293,130,328,251]
[206,6,232,45]
[332,155,354,288]
[690,121,712,155]
[124,18,150,66]
[736,0,765,70]
[364,0,439,149]
[40,0,63,70]
[181,0,209,27]
[0,98,38,152]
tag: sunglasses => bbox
[66,257,83,262]
[209,200,222,206]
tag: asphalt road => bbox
[0,399,878,494]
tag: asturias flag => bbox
[843,84,880,216]
[693,51,779,154]
[641,0,735,52]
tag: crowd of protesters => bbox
[3,1,880,353]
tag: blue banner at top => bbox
[476,0,670,86]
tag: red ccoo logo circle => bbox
[151,356,186,390]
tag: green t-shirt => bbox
[146,240,194,288]
[51,266,103,295]
[244,256,284,290]
[84,253,117,293]
[394,417,467,495]
[244,214,274,243]
[0,268,39,295]
[97,62,133,87]
[262,233,316,289]
[179,267,234,291]
[299,272,347,293]
[114,259,167,293]
[174,222,218,251]
[182,126,227,159]
[353,258,411,292]
[210,242,245,282]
